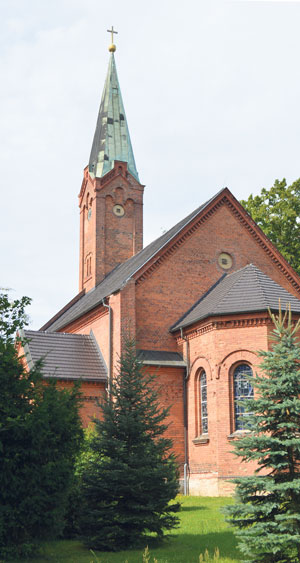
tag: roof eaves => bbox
[42,374,107,382]
[141,360,187,367]
[173,304,300,333]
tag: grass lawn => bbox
[26,496,241,563]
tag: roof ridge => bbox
[218,262,254,279]
[251,265,269,307]
[209,267,250,315]
[25,329,91,338]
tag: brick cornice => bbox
[135,188,300,294]
[78,170,96,207]
[175,314,274,343]
[223,190,300,293]
[78,163,144,207]
[136,198,224,286]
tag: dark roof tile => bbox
[22,330,107,381]
[170,264,300,331]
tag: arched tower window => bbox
[233,364,254,431]
[200,371,208,435]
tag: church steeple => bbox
[78,32,144,293]
[88,50,139,182]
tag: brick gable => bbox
[135,194,300,352]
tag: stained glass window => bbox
[200,371,208,434]
[234,364,254,431]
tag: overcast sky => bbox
[1,0,300,329]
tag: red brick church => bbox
[22,38,300,496]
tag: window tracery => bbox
[200,371,208,434]
[233,363,254,430]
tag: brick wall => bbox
[135,201,300,352]
[79,163,144,292]
[180,314,269,495]
[56,379,106,427]
[146,366,185,468]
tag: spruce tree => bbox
[226,306,300,563]
[79,339,180,551]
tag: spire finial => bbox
[107,26,118,52]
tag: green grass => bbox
[24,496,241,563]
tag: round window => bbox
[113,204,125,217]
[218,252,233,270]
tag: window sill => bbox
[227,430,251,440]
[192,435,209,445]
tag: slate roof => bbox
[137,350,186,367]
[22,330,107,381]
[170,264,300,332]
[43,190,221,332]
[89,53,139,181]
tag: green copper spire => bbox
[88,52,139,181]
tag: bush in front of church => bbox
[226,306,300,562]
[63,423,98,539]
[0,292,83,559]
[78,338,180,551]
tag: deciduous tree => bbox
[241,178,300,276]
[0,292,83,559]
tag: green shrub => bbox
[0,292,83,559]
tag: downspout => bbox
[102,298,112,399]
[181,327,190,496]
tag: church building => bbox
[21,35,300,496]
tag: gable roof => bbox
[21,330,107,381]
[170,264,300,332]
[42,187,300,333]
[42,190,221,332]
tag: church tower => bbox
[79,30,144,293]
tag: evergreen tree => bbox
[79,339,180,551]
[0,292,83,558]
[226,306,300,562]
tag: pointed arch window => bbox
[233,364,254,431]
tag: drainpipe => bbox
[181,327,190,496]
[102,298,112,399]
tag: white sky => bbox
[1,0,300,329]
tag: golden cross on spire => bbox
[107,26,118,52]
